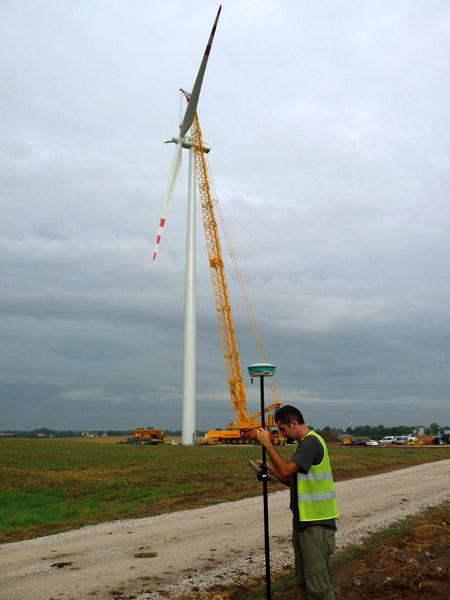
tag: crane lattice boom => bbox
[192,115,250,428]
[192,114,281,433]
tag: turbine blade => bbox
[179,5,222,137]
[152,142,182,261]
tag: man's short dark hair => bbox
[274,405,305,426]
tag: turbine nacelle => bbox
[165,136,212,153]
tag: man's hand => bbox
[257,428,272,448]
[256,430,299,483]
[254,452,292,487]
[256,459,277,477]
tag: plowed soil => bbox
[266,501,450,600]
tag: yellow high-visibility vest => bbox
[296,431,339,521]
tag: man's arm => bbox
[257,428,299,480]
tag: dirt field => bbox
[333,501,450,600]
[239,501,449,600]
[0,459,448,600]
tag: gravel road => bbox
[1,459,449,600]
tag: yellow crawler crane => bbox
[191,114,283,445]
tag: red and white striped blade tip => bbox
[205,6,222,56]
[178,5,222,137]
[152,217,166,261]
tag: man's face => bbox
[276,419,298,442]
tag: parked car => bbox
[394,435,409,445]
[406,435,417,442]
[351,439,367,446]
[366,439,379,446]
[379,436,396,445]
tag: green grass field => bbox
[0,439,448,543]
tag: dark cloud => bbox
[1,1,449,431]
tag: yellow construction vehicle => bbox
[203,407,285,445]
[191,113,283,445]
[128,429,165,445]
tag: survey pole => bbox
[248,363,276,600]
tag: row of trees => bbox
[342,423,441,437]
[0,428,206,438]
[1,424,444,439]
[0,428,133,438]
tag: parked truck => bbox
[202,427,285,446]
[434,428,450,444]
[127,429,165,445]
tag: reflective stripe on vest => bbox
[298,491,337,502]
[296,431,339,522]
[297,471,333,481]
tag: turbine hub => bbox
[171,136,211,153]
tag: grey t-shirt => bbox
[290,433,337,531]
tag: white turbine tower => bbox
[152,6,222,445]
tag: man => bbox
[257,405,339,600]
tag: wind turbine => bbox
[152,6,222,445]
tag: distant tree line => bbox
[164,430,206,436]
[1,423,444,439]
[0,428,133,438]
[344,423,442,437]
[0,428,207,438]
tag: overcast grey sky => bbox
[1,1,449,431]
